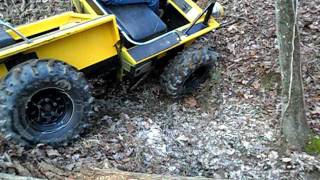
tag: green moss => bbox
[261,72,281,91]
[306,136,320,154]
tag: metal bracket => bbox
[0,20,32,43]
[184,0,216,35]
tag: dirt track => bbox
[0,0,319,179]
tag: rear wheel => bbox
[0,59,93,146]
[160,46,219,97]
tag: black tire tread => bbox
[0,59,93,146]
[160,46,218,97]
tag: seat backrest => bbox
[0,27,15,48]
[96,0,167,41]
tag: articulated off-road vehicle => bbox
[0,0,223,146]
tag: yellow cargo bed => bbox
[0,12,120,77]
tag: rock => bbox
[226,149,236,155]
[168,166,177,172]
[103,160,111,169]
[46,149,60,157]
[268,151,279,160]
[281,157,292,163]
[120,113,130,120]
[264,131,274,141]
[177,135,189,142]
[101,115,112,121]
[65,163,76,171]
[72,154,80,161]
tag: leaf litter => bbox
[0,0,319,179]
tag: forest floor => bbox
[0,0,319,179]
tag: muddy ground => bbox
[0,0,319,179]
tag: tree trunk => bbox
[275,0,311,149]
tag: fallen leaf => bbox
[184,97,198,108]
[46,149,60,157]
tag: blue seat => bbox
[97,1,167,41]
[0,28,15,48]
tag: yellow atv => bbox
[0,0,223,146]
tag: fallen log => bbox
[76,169,213,180]
[1,169,214,180]
[0,173,43,180]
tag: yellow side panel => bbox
[0,14,119,59]
[168,0,203,22]
[73,0,99,15]
[0,64,8,78]
[27,23,118,70]
[121,47,137,65]
[7,12,96,40]
[81,0,99,15]
[72,0,83,13]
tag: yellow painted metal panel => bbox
[81,0,99,15]
[184,0,203,19]
[0,64,8,78]
[72,0,83,13]
[7,12,97,40]
[31,23,118,69]
[121,48,137,66]
[168,0,203,22]
[73,0,100,15]
[0,15,120,70]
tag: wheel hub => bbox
[25,88,74,132]
[184,66,210,91]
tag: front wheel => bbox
[160,46,219,97]
[0,59,93,146]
